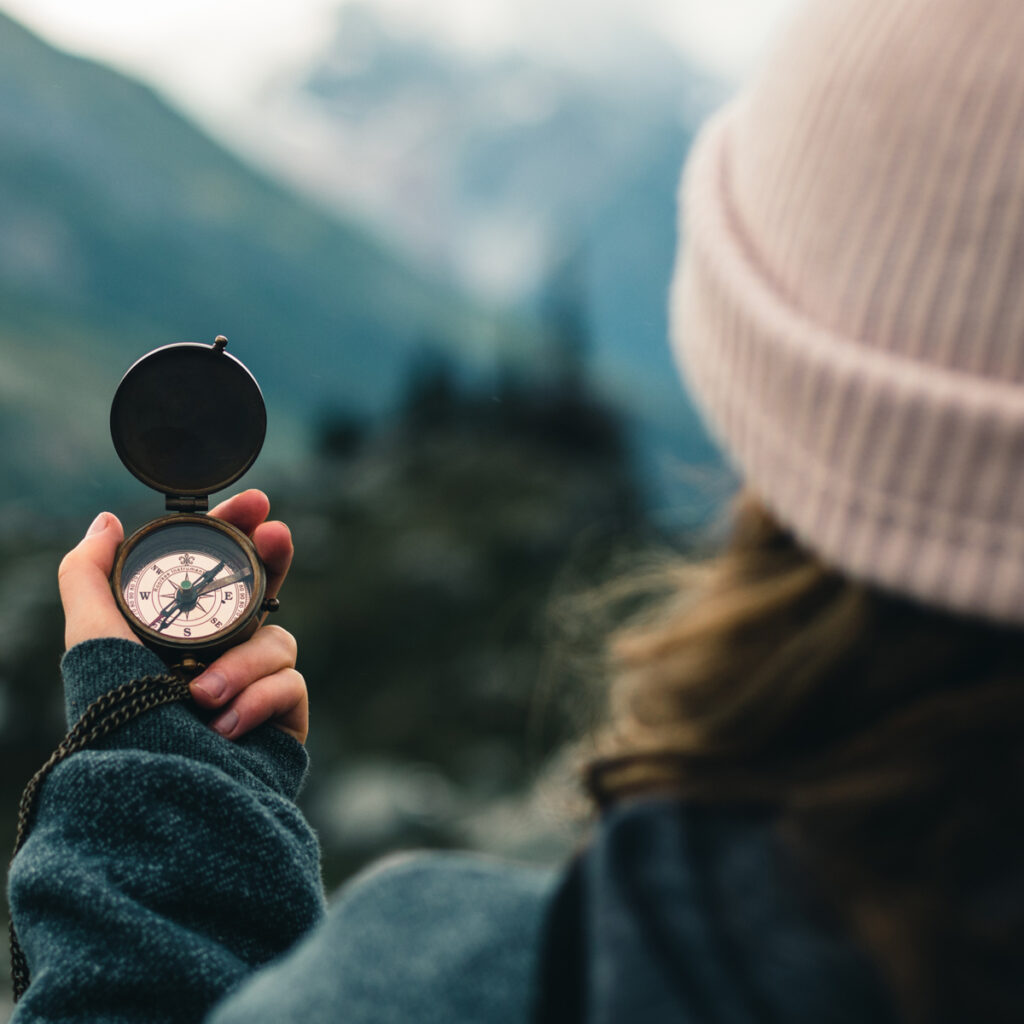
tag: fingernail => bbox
[86,512,110,537]
[212,709,239,737]
[192,672,226,700]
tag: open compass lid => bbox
[110,337,266,509]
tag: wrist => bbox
[61,638,169,726]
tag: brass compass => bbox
[109,336,276,671]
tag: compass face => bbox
[117,518,260,644]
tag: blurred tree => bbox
[315,408,367,461]
[399,343,462,431]
[282,313,650,884]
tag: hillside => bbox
[0,11,489,512]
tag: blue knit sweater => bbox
[7,639,554,1023]
[8,639,896,1023]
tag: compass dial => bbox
[116,518,262,644]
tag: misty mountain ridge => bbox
[0,9,495,516]
[242,1,725,302]
[233,1,725,502]
[0,7,724,522]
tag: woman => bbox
[10,0,1024,1020]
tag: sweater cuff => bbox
[61,638,169,726]
[59,637,311,801]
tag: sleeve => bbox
[6,638,327,1024]
[207,852,556,1024]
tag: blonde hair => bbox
[586,492,1024,1023]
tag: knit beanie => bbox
[670,0,1024,625]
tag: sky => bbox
[0,0,802,124]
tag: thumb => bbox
[58,512,140,650]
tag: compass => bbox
[109,336,277,671]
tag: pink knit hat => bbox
[671,0,1024,624]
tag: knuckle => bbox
[263,624,297,661]
[267,519,292,543]
[57,551,79,584]
[284,668,307,700]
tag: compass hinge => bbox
[165,495,209,513]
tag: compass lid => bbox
[110,338,266,500]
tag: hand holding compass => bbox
[59,489,307,742]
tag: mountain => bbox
[216,2,728,508]
[0,10,490,514]
[243,2,724,299]
[0,6,730,520]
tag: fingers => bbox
[61,495,304,741]
[209,489,292,599]
[208,489,270,534]
[189,625,307,743]
[252,520,292,600]
[59,513,140,650]
[206,670,308,745]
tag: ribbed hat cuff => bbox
[671,107,1024,625]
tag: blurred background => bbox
[0,0,799,1008]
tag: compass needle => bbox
[193,569,254,598]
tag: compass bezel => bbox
[112,513,269,662]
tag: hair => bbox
[585,491,1024,1024]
